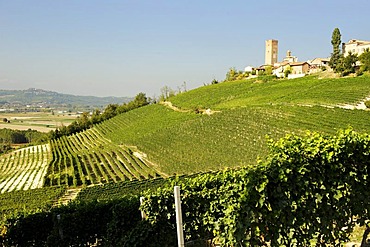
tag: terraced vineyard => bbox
[97,104,370,175]
[0,144,50,193]
[44,128,163,187]
[1,75,370,193]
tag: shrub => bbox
[365,100,370,108]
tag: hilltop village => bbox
[242,38,370,79]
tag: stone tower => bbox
[265,39,278,65]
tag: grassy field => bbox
[0,112,77,132]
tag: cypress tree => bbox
[329,28,342,72]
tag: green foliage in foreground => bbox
[1,197,141,247]
[140,128,370,246]
[76,178,167,202]
[0,186,65,219]
[76,173,214,203]
[2,129,370,246]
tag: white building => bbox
[244,66,254,73]
[342,39,370,56]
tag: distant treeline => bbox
[50,93,150,139]
[0,128,49,154]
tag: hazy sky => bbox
[0,0,369,97]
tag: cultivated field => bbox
[0,112,77,132]
[2,75,370,192]
[0,144,51,193]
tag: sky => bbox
[0,0,369,98]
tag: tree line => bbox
[0,128,49,154]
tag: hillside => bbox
[0,88,132,110]
[97,74,370,175]
[1,74,370,246]
[0,75,370,191]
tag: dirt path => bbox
[295,95,370,111]
[159,101,191,112]
[160,101,220,115]
[338,95,370,110]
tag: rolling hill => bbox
[1,74,370,191]
[1,74,370,246]
[0,88,132,109]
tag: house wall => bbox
[291,64,309,74]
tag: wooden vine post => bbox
[174,186,185,247]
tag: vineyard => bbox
[1,129,370,246]
[1,75,369,192]
[0,144,50,193]
[44,127,163,187]
[96,103,370,175]
[0,186,66,216]
[76,172,212,202]
[170,74,370,109]
[0,74,370,245]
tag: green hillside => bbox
[1,74,370,246]
[1,74,370,189]
[170,74,370,109]
[96,75,370,175]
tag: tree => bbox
[225,67,237,81]
[264,66,273,75]
[337,52,358,76]
[359,48,370,73]
[284,65,292,77]
[132,92,149,107]
[329,28,342,72]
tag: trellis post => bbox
[174,186,185,247]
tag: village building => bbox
[308,58,330,73]
[281,50,298,63]
[342,39,370,56]
[289,62,310,75]
[309,58,330,67]
[244,66,254,73]
[252,38,369,79]
[272,50,309,78]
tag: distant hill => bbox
[0,88,132,109]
